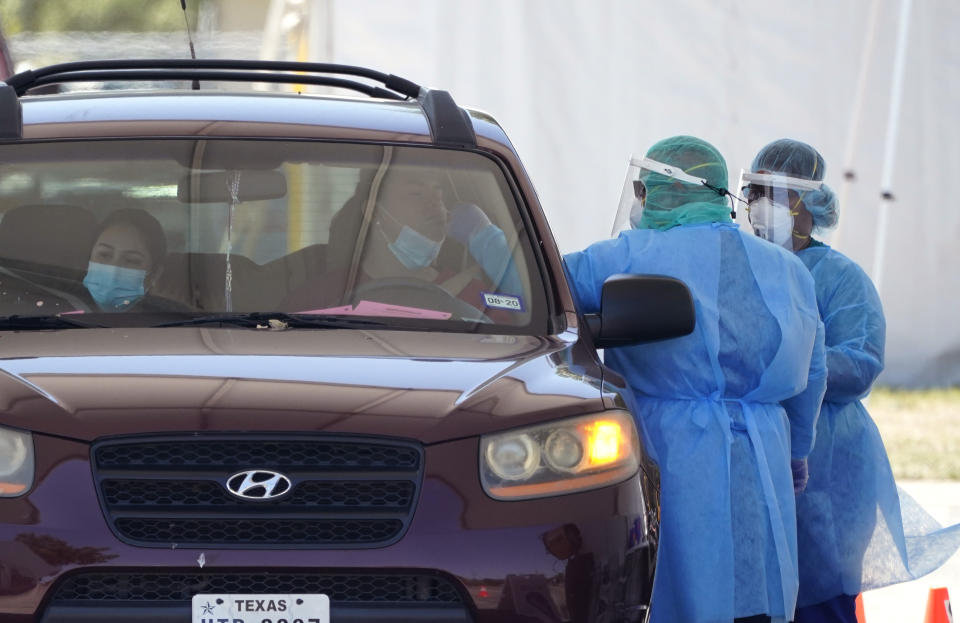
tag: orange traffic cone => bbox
[855,593,866,623]
[923,587,953,623]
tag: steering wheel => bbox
[350,277,492,324]
[0,270,93,315]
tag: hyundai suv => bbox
[0,59,693,623]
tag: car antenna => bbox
[179,0,201,90]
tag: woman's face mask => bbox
[387,225,443,269]
[83,261,147,310]
[377,206,444,270]
[749,197,795,250]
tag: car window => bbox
[0,139,546,331]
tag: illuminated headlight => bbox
[0,425,34,497]
[480,411,640,500]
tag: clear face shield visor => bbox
[739,171,823,249]
[611,156,741,236]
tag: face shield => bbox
[741,171,823,250]
[611,156,741,236]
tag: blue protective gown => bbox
[565,222,827,623]
[795,243,960,610]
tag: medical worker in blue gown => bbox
[745,138,960,623]
[564,135,827,623]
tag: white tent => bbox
[10,0,959,386]
[314,0,959,387]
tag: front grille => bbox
[96,439,420,470]
[102,479,416,509]
[50,570,464,604]
[92,435,423,548]
[114,518,402,544]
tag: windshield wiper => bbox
[0,314,108,330]
[152,312,390,329]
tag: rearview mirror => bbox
[177,170,288,204]
[584,274,695,348]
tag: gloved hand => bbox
[791,458,809,494]
[447,202,491,245]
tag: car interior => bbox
[0,139,543,327]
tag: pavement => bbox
[861,480,960,623]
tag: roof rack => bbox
[6,59,422,99]
[1,59,477,147]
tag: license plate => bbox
[192,594,330,623]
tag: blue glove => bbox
[447,202,491,245]
[791,458,809,494]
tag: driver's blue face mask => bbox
[377,207,444,270]
[387,225,443,270]
[83,261,146,310]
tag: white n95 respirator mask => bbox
[748,198,795,249]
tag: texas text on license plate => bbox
[192,594,329,623]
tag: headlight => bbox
[480,411,640,500]
[0,425,34,497]
[485,434,540,481]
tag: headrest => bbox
[0,204,98,274]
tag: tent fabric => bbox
[330,0,960,387]
[8,1,958,385]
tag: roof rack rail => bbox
[3,59,476,147]
[13,68,410,100]
[6,59,422,99]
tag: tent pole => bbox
[833,0,881,250]
[872,0,913,296]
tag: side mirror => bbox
[584,274,695,348]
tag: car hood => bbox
[0,327,606,443]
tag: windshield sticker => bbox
[482,292,525,312]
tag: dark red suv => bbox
[0,60,693,623]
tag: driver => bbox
[359,168,449,284]
[282,167,520,319]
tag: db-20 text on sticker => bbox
[482,292,524,311]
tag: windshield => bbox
[0,140,547,332]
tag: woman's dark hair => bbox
[95,208,167,275]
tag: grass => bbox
[867,387,960,480]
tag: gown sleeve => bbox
[562,236,632,315]
[780,262,828,460]
[466,224,524,296]
[819,260,886,403]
